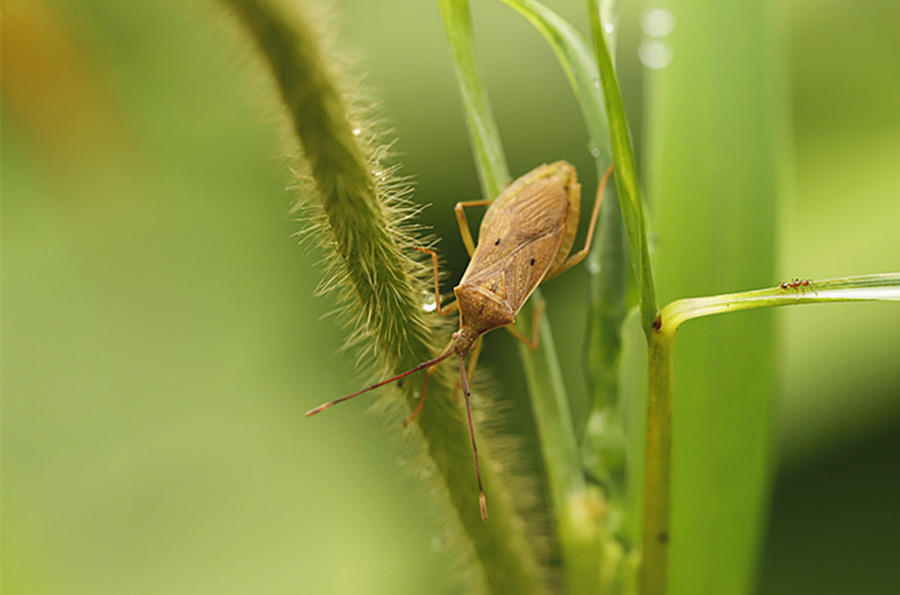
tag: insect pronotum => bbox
[307,161,615,521]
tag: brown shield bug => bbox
[307,161,614,520]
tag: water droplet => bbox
[639,40,673,70]
[421,290,437,313]
[641,8,675,38]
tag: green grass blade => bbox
[497,0,611,165]
[588,4,658,335]
[494,1,651,590]
[643,1,788,592]
[439,0,509,196]
[660,274,900,330]
[441,0,595,590]
[495,0,628,453]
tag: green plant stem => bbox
[494,0,627,452]
[495,3,637,589]
[584,180,627,439]
[518,303,608,595]
[220,0,542,591]
[641,326,673,595]
[639,273,900,594]
[661,274,900,329]
[442,1,606,591]
[645,1,785,591]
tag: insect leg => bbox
[464,335,484,387]
[454,200,493,257]
[503,299,546,350]
[458,355,487,521]
[545,163,614,280]
[413,247,460,316]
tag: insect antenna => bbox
[458,355,487,521]
[305,350,454,417]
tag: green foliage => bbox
[6,1,899,594]
[645,1,783,591]
[243,0,900,591]
[441,2,601,591]
[221,0,545,591]
[585,1,658,335]
[440,1,900,594]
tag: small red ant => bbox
[779,278,817,296]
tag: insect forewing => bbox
[460,162,575,317]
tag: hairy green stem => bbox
[219,0,541,591]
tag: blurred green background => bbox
[3,0,899,593]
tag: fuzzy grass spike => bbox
[218,0,549,591]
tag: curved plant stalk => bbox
[219,0,543,591]
[439,0,509,196]
[496,0,639,590]
[495,0,627,449]
[587,2,658,335]
[441,0,616,591]
[643,273,900,592]
[659,274,900,329]
[497,0,611,164]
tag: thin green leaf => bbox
[495,2,628,450]
[494,1,641,591]
[643,272,900,593]
[498,0,611,165]
[439,0,509,196]
[640,1,786,592]
[441,0,589,591]
[659,274,900,333]
[587,5,658,334]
